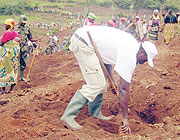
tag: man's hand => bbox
[111,84,118,95]
[118,77,130,134]
[121,118,131,133]
[33,42,37,48]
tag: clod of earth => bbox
[164,86,171,90]
[136,109,156,124]
[0,100,9,105]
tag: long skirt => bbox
[149,26,159,42]
[163,23,175,44]
[0,41,20,87]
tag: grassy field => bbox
[0,14,38,25]
[33,0,75,8]
[0,0,26,5]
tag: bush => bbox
[164,3,179,12]
[99,1,111,7]
[115,0,132,9]
[0,2,39,15]
[117,11,125,17]
[0,5,24,15]
[48,0,56,2]
[144,0,160,9]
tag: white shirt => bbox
[142,23,147,34]
[27,40,32,46]
[74,26,140,83]
[53,35,58,42]
[178,16,180,23]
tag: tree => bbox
[85,0,89,14]
[132,0,145,13]
[112,0,115,17]
[159,0,166,13]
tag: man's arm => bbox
[124,23,133,31]
[104,64,115,82]
[104,63,131,133]
[27,26,38,42]
[119,76,131,133]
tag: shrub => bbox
[115,0,132,9]
[0,2,39,15]
[164,3,179,12]
[117,11,125,17]
[48,0,56,2]
[99,1,111,7]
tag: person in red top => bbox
[0,19,20,94]
[112,17,118,28]
[83,13,98,26]
[0,19,19,46]
[107,18,118,28]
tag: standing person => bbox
[83,13,98,26]
[124,16,144,41]
[164,9,178,24]
[119,18,127,30]
[112,17,118,28]
[0,19,20,94]
[46,33,56,55]
[17,15,38,82]
[61,26,158,133]
[163,9,178,45]
[177,13,180,24]
[147,9,160,43]
[107,20,114,27]
[126,18,136,36]
[53,34,59,52]
[142,20,147,39]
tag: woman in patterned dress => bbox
[0,19,20,94]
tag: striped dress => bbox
[148,15,160,42]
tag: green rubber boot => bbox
[20,70,27,82]
[88,94,113,121]
[61,91,88,130]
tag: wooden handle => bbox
[26,48,38,80]
[87,31,119,98]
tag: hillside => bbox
[0,2,180,140]
[0,26,180,139]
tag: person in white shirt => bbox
[53,34,59,52]
[142,20,147,38]
[61,26,158,133]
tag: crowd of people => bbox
[0,15,39,94]
[60,10,180,133]
[0,8,180,134]
[82,9,180,46]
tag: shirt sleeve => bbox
[14,31,19,37]
[27,26,32,40]
[1,32,8,43]
[114,55,136,83]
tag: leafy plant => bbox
[48,0,56,2]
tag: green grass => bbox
[0,15,39,25]
[0,0,27,5]
[32,0,75,8]
[0,0,76,8]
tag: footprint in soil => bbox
[12,109,27,119]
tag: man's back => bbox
[73,26,140,83]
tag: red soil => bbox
[0,17,180,140]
